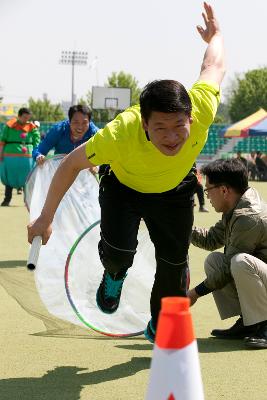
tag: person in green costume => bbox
[0,107,40,206]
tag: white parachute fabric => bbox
[26,155,155,335]
[25,155,100,327]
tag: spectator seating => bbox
[233,136,267,153]
[201,124,228,155]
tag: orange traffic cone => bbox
[146,297,204,400]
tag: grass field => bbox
[0,181,267,399]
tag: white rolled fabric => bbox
[25,156,154,336]
[27,236,42,270]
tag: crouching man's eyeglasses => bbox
[204,185,222,195]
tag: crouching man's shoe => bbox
[245,321,267,349]
[211,317,258,339]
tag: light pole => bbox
[59,50,88,105]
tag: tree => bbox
[28,98,65,121]
[214,102,230,124]
[0,84,3,102]
[106,71,142,106]
[226,68,267,122]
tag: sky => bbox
[0,0,266,105]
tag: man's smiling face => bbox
[70,111,90,140]
[142,111,192,156]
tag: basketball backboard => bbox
[92,86,131,110]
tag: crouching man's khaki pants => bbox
[205,252,267,326]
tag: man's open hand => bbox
[197,2,220,43]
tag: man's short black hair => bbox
[201,158,248,195]
[139,80,192,122]
[68,104,92,121]
[18,107,31,116]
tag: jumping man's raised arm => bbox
[197,2,225,85]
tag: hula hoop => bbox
[64,220,145,338]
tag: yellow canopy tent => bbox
[223,108,267,138]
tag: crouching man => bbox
[188,158,267,349]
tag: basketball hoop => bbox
[92,87,131,120]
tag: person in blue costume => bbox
[32,105,98,165]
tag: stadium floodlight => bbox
[59,50,88,105]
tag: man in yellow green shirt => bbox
[28,2,225,343]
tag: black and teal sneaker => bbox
[144,320,156,343]
[96,271,127,314]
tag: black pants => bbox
[3,185,13,203]
[195,181,205,207]
[98,170,197,325]
[98,164,110,180]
